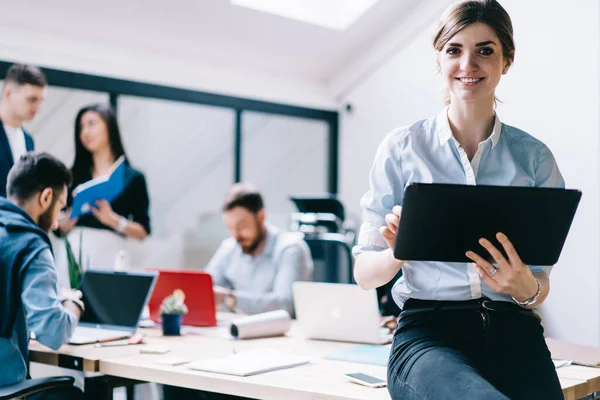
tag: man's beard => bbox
[239,226,265,255]
[38,200,56,233]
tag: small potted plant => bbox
[160,289,188,336]
[64,232,84,289]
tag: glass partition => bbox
[118,96,235,269]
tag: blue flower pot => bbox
[161,314,182,336]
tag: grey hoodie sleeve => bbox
[21,248,77,350]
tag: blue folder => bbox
[325,344,391,366]
[70,156,126,219]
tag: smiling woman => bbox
[352,1,565,399]
[434,0,515,106]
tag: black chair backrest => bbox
[290,196,345,221]
[0,376,75,400]
[303,234,353,284]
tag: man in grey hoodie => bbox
[0,152,84,399]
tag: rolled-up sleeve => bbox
[530,144,566,276]
[21,249,77,350]
[353,129,406,258]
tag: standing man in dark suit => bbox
[0,64,47,197]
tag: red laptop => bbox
[148,269,217,327]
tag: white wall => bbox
[339,0,600,346]
[0,1,336,110]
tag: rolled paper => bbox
[230,310,291,340]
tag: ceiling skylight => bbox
[230,0,380,31]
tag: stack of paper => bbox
[546,338,600,367]
[186,348,310,377]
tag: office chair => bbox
[289,195,356,241]
[289,195,345,222]
[303,233,354,284]
[0,376,75,400]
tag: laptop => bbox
[147,269,217,327]
[394,183,582,265]
[69,270,157,345]
[293,282,392,345]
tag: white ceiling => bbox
[0,0,446,107]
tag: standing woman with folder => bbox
[354,1,564,399]
[56,104,150,272]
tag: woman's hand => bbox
[466,232,539,302]
[354,205,405,290]
[380,315,398,333]
[379,205,402,249]
[91,199,119,230]
[58,209,78,234]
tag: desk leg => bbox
[126,385,135,400]
[84,375,113,400]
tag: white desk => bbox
[29,325,600,400]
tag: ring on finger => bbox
[487,267,498,277]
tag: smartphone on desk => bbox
[344,372,387,388]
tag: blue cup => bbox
[161,314,182,336]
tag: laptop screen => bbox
[79,270,156,328]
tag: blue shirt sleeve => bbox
[530,144,566,275]
[535,145,565,189]
[21,249,77,350]
[205,240,233,287]
[353,129,407,258]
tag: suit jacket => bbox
[0,121,34,197]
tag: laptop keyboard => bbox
[71,326,129,342]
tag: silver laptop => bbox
[69,270,157,345]
[293,282,392,345]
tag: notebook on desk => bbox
[325,344,391,366]
[186,348,310,377]
[546,338,600,367]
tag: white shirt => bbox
[3,123,26,162]
[353,107,565,308]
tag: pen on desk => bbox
[95,342,140,348]
[94,333,146,348]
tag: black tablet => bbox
[393,183,581,265]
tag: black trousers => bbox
[162,385,253,399]
[387,298,563,400]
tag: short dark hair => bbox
[7,152,72,202]
[222,183,264,214]
[5,64,47,87]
